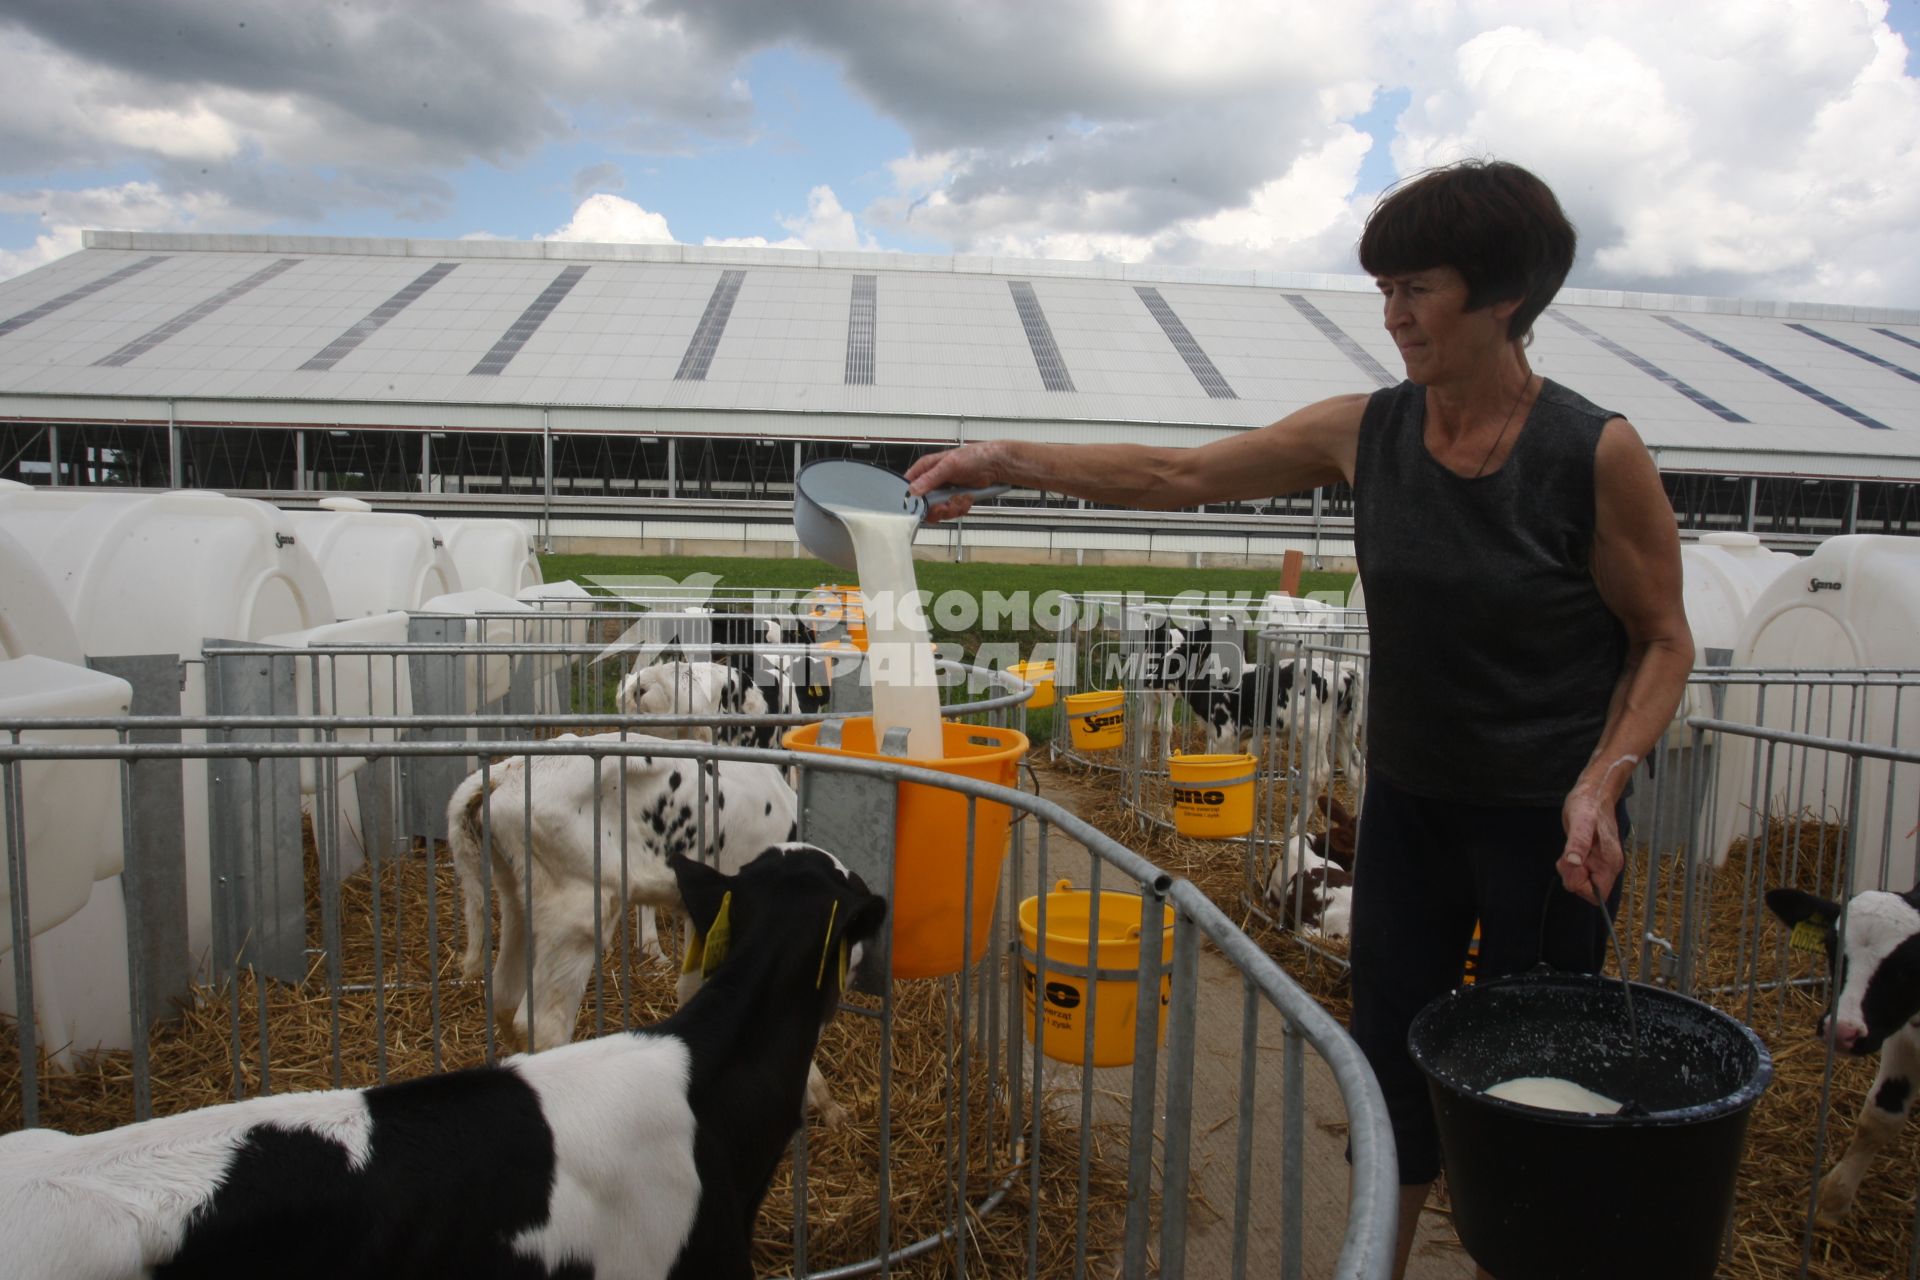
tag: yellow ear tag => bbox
[815,900,840,990]
[700,892,733,980]
[681,930,705,976]
[1790,918,1828,955]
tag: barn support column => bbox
[541,409,554,554]
[419,433,431,494]
[294,430,307,492]
[46,425,59,486]
[167,401,181,489]
[1744,477,1757,533]
[1311,487,1325,570]
[666,437,677,499]
[1847,481,1860,534]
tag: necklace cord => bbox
[1472,375,1534,478]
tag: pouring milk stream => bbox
[827,506,944,759]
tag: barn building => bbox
[0,230,1915,567]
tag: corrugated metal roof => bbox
[0,232,1914,480]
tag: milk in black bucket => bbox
[1409,973,1771,1280]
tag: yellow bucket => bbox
[1167,753,1258,839]
[783,717,1028,979]
[1008,659,1056,709]
[804,583,866,628]
[1065,690,1125,751]
[1018,882,1174,1067]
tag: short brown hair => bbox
[1358,159,1576,342]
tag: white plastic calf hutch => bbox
[288,500,461,619]
[0,656,133,1066]
[0,487,336,992]
[1711,534,1920,889]
[1631,534,1802,845]
[434,518,542,599]
[260,611,416,880]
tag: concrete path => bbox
[1014,766,1479,1278]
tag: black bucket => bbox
[1408,973,1772,1280]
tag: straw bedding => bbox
[1,827,1129,1278]
[1047,744,1918,1280]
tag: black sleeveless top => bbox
[1353,378,1627,805]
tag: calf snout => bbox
[1826,1016,1866,1054]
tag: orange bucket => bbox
[784,717,1028,979]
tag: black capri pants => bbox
[1347,771,1627,1185]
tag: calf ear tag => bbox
[700,892,734,979]
[815,900,840,990]
[682,893,735,978]
[1790,917,1828,955]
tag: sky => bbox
[1,0,1918,307]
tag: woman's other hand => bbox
[1558,770,1627,905]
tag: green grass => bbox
[538,552,1355,659]
[540,552,1352,601]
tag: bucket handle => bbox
[1016,937,1166,984]
[1172,771,1256,789]
[1537,885,1646,1109]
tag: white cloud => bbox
[0,1,1915,304]
[0,180,245,281]
[1375,3,1920,301]
[545,193,676,244]
[704,185,882,252]
[94,102,243,162]
[0,226,80,281]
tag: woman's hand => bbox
[906,443,1009,522]
[1557,758,1634,905]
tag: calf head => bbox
[1768,885,1920,1055]
[1266,860,1354,935]
[673,844,887,1020]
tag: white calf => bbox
[447,733,796,1042]
[1767,884,1920,1224]
[0,846,886,1280]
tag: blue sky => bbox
[2,1,1918,304]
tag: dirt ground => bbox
[1017,758,1478,1279]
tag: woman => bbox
[907,159,1693,1279]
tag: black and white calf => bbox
[1181,629,1363,833]
[1767,884,1920,1224]
[618,659,829,750]
[0,845,885,1280]
[447,734,798,1049]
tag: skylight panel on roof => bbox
[1134,287,1236,399]
[1549,309,1749,423]
[1787,323,1920,387]
[469,265,590,376]
[1656,315,1891,430]
[1874,328,1920,353]
[1008,281,1075,392]
[301,262,459,371]
[92,258,302,367]
[674,269,747,382]
[845,274,876,386]
[1282,294,1394,388]
[0,255,170,340]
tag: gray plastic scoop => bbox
[793,459,1007,573]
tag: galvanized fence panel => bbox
[1,666,1396,1278]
